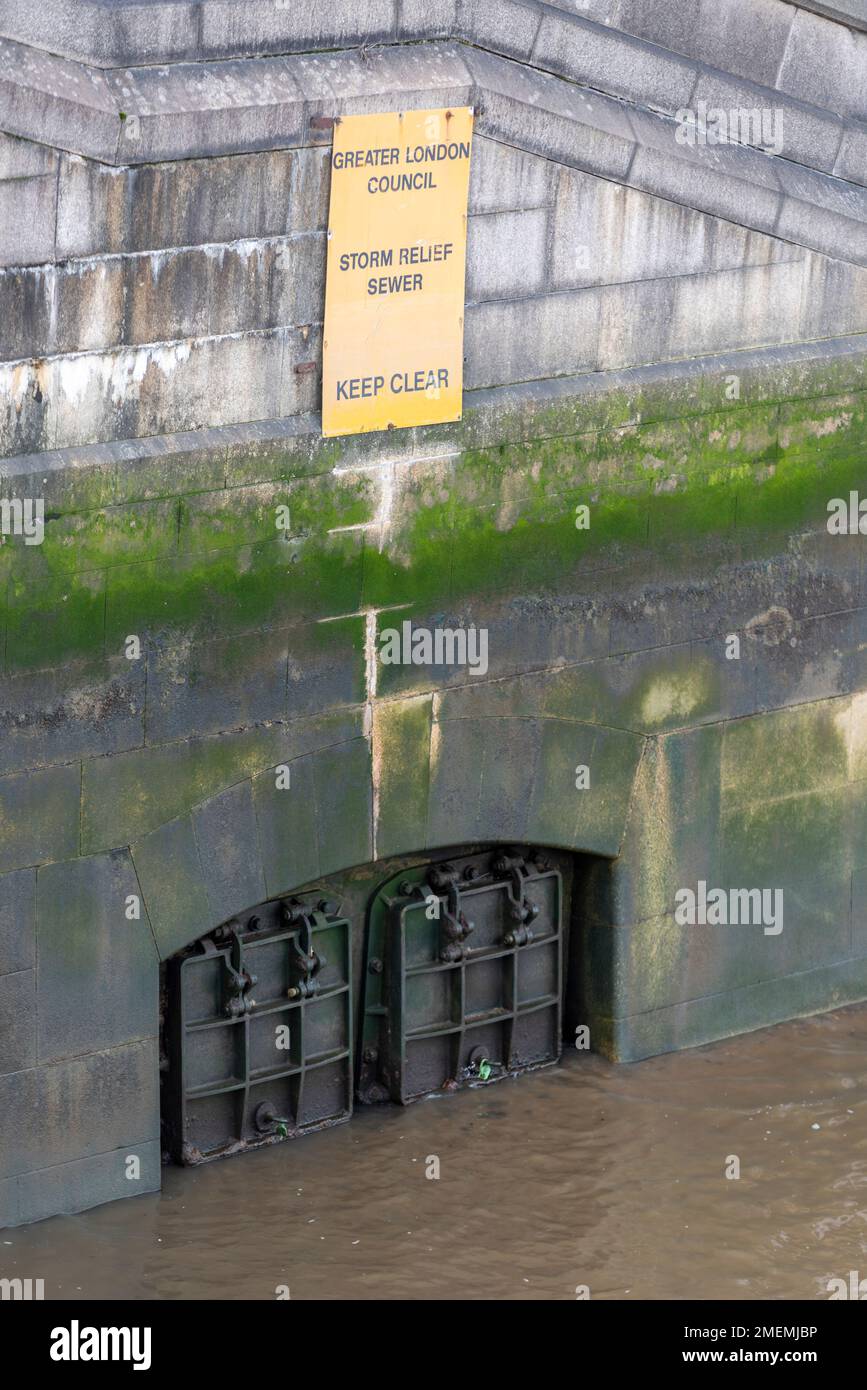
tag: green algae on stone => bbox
[372,695,433,860]
[81,709,365,853]
[6,568,106,673]
[1,379,865,678]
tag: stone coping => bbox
[1,333,865,498]
[0,35,865,268]
[0,0,866,69]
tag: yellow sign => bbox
[322,107,474,437]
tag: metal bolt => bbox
[368,958,383,975]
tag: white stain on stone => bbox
[640,670,707,727]
[333,448,458,552]
[839,690,867,781]
[55,339,193,410]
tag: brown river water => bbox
[5,1003,867,1301]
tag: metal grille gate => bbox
[163,847,564,1164]
[358,848,563,1104]
[164,901,352,1164]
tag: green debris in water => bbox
[478,1059,492,1081]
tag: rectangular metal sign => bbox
[322,106,474,438]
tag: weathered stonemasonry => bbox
[2,0,867,1226]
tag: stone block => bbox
[177,479,297,554]
[609,0,795,90]
[614,859,853,1019]
[777,9,867,123]
[0,38,120,166]
[779,200,867,267]
[107,528,363,652]
[0,132,56,180]
[193,779,266,925]
[0,763,80,873]
[0,868,36,975]
[0,442,117,514]
[466,207,548,300]
[400,0,458,39]
[852,864,867,954]
[843,687,867,783]
[360,454,456,610]
[691,71,843,175]
[57,148,295,259]
[36,849,159,1062]
[177,474,374,554]
[614,724,726,926]
[799,256,867,340]
[476,715,543,843]
[0,969,36,1074]
[613,954,867,1061]
[531,11,697,112]
[313,738,373,877]
[131,813,210,961]
[550,169,790,293]
[666,261,806,361]
[528,718,642,857]
[0,173,56,268]
[199,0,399,60]
[252,753,320,899]
[43,330,290,455]
[751,608,864,713]
[372,696,433,859]
[110,432,227,506]
[4,568,106,674]
[465,289,602,388]
[286,616,367,721]
[720,784,851,889]
[426,716,490,847]
[17,497,179,575]
[0,1,200,67]
[289,146,331,235]
[0,1175,18,1228]
[836,123,867,187]
[106,57,306,165]
[0,656,145,777]
[145,628,289,745]
[467,47,636,180]
[0,1038,159,1180]
[468,135,553,214]
[627,145,781,237]
[83,709,364,853]
[597,277,678,373]
[457,0,541,61]
[14,1140,161,1226]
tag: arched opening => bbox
[159,843,608,1166]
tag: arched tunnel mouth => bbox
[159,843,606,1167]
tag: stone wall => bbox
[2,122,865,456]
[2,0,867,1227]
[3,338,867,1225]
